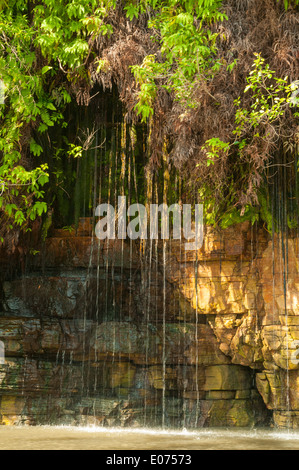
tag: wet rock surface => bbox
[0,219,297,428]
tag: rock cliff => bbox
[0,219,298,428]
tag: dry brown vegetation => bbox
[82,0,298,210]
[1,0,298,253]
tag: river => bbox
[0,426,299,450]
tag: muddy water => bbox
[0,426,299,450]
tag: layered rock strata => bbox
[166,223,299,428]
[0,219,298,428]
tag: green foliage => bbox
[200,53,299,230]
[129,0,227,120]
[0,0,297,239]
[0,1,118,234]
[277,0,299,10]
[34,0,115,69]
[201,138,230,167]
[203,54,299,161]
[233,53,299,140]
[68,143,84,159]
[0,8,58,230]
[131,55,160,121]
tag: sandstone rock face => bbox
[0,218,297,428]
[165,224,299,428]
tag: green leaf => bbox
[30,139,43,157]
[124,4,139,21]
[41,66,53,75]
[46,102,56,111]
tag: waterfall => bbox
[64,88,298,429]
[0,86,298,430]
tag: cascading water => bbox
[65,88,209,429]
[0,86,298,432]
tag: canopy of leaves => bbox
[0,0,298,249]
